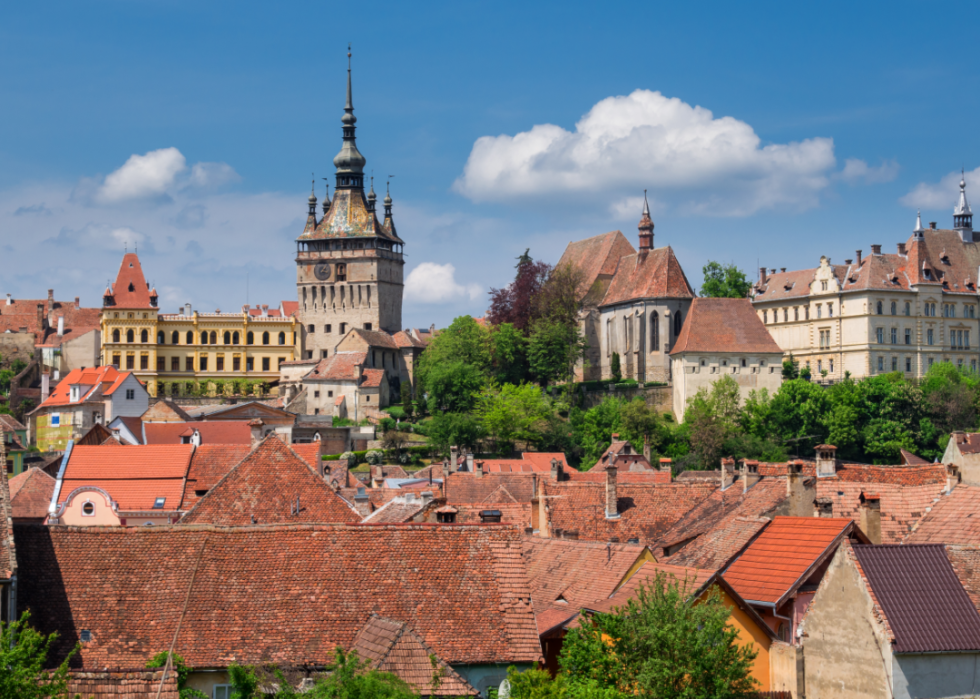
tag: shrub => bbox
[385,406,407,420]
[365,450,384,465]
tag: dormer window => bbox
[81,501,95,516]
[153,497,166,509]
[70,386,80,402]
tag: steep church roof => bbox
[601,246,696,305]
[557,230,636,304]
[104,253,157,309]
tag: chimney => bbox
[844,259,853,265]
[770,268,776,275]
[47,289,53,315]
[57,315,64,337]
[930,222,937,229]
[898,243,907,255]
[550,457,563,481]
[815,444,837,477]
[659,458,672,478]
[947,464,961,493]
[721,457,735,490]
[4,293,10,306]
[465,452,474,473]
[759,267,768,285]
[74,296,79,307]
[184,303,192,317]
[190,429,202,447]
[741,460,761,493]
[420,491,434,506]
[605,466,620,520]
[475,460,484,478]
[450,445,459,473]
[871,244,882,255]
[859,494,882,544]
[262,304,269,317]
[535,475,550,537]
[787,460,803,498]
[41,372,50,404]
[643,435,651,464]
[780,267,786,273]
[372,464,383,483]
[36,303,45,332]
[856,250,863,266]
[249,419,265,447]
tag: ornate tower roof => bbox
[332,47,366,189]
[638,190,654,251]
[382,179,397,238]
[954,170,973,238]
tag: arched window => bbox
[223,331,231,344]
[651,312,659,351]
[112,329,120,343]
[140,329,148,343]
[126,329,134,343]
[172,331,179,344]
[278,331,286,345]
[262,331,270,345]
[233,331,240,345]
[157,331,165,344]
[209,331,217,344]
[673,311,682,337]
[876,301,883,315]
[247,332,254,345]
[186,331,194,344]
[200,332,208,345]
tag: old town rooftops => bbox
[35,366,138,410]
[906,484,980,545]
[14,522,542,669]
[670,298,782,356]
[8,467,56,520]
[0,296,101,348]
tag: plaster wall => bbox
[672,353,783,422]
[943,440,980,486]
[801,546,893,699]
[34,406,97,451]
[893,653,980,699]
[599,299,692,383]
[60,330,101,373]
[769,641,804,699]
[106,374,149,421]
[718,588,772,691]
[0,333,37,368]
[59,490,120,526]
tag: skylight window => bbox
[80,630,92,642]
[153,497,166,509]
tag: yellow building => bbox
[100,253,298,397]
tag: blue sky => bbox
[2,1,979,329]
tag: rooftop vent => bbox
[479,510,502,523]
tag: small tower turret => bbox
[954,170,973,242]
[367,175,377,212]
[913,210,925,241]
[638,190,654,251]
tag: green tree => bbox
[505,666,627,699]
[560,572,759,698]
[0,611,77,699]
[610,353,622,382]
[146,651,208,699]
[528,320,586,388]
[308,648,417,699]
[683,376,742,469]
[426,412,486,455]
[401,386,414,421]
[477,382,554,451]
[490,323,530,385]
[781,354,799,380]
[569,398,624,469]
[619,398,662,455]
[419,360,486,413]
[699,261,752,299]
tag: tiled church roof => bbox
[600,246,696,306]
[670,298,781,355]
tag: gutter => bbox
[47,440,73,521]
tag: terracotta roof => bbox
[360,368,385,388]
[9,467,56,520]
[0,299,101,348]
[392,331,426,349]
[180,436,358,526]
[350,329,399,350]
[723,516,854,606]
[307,352,366,381]
[754,460,947,487]
[587,442,652,472]
[0,414,27,432]
[656,478,787,554]
[141,401,193,423]
[951,432,980,455]
[280,300,299,318]
[854,543,980,653]
[817,480,945,544]
[144,421,252,446]
[113,416,144,443]
[906,485,980,545]
[451,502,531,525]
[520,453,570,470]
[290,442,322,470]
[544,481,717,546]
[37,366,135,409]
[105,253,155,308]
[665,516,770,571]
[445,472,537,504]
[522,537,648,616]
[351,615,477,697]
[361,495,429,524]
[65,671,178,699]
[556,230,637,303]
[566,470,670,484]
[15,523,541,669]
[600,246,696,306]
[900,449,931,465]
[58,444,193,512]
[0,462,14,580]
[585,560,717,615]
[179,445,252,510]
[670,298,781,356]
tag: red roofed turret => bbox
[638,190,654,251]
[107,253,153,309]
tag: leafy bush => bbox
[365,450,384,465]
[384,406,407,420]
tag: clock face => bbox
[313,263,332,281]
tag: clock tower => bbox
[295,50,405,360]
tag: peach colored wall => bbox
[60,491,121,526]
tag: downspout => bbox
[838,289,844,382]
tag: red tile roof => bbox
[556,230,637,303]
[0,299,101,348]
[360,368,385,388]
[179,445,252,510]
[38,366,136,409]
[854,543,980,653]
[14,523,541,669]
[307,352,366,381]
[906,485,980,545]
[9,467,56,520]
[361,495,429,523]
[351,615,477,697]
[350,329,400,350]
[58,445,193,511]
[817,480,945,544]
[544,481,717,545]
[144,421,252,446]
[670,298,781,355]
[951,432,980,455]
[0,414,27,433]
[522,537,648,615]
[66,671,178,699]
[451,502,531,525]
[180,436,358,526]
[280,301,299,318]
[666,516,771,571]
[106,253,154,308]
[445,472,537,504]
[585,560,717,615]
[600,246,695,306]
[520,453,570,470]
[723,517,854,606]
[392,331,426,349]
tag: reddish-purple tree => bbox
[487,250,551,334]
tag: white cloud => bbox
[838,158,900,185]
[901,167,980,209]
[454,89,837,216]
[188,162,241,190]
[404,262,482,304]
[97,147,187,203]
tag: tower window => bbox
[308,324,315,333]
[325,324,331,333]
[365,323,372,330]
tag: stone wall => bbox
[580,385,672,414]
[0,332,36,369]
[769,641,804,699]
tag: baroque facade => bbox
[295,51,405,362]
[751,177,979,380]
[558,196,696,382]
[100,253,297,396]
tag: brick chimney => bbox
[36,303,46,332]
[47,289,54,317]
[659,457,672,477]
[474,460,484,478]
[450,446,459,474]
[741,460,761,493]
[74,296,79,307]
[759,267,768,285]
[550,457,563,481]
[605,465,620,520]
[859,494,882,544]
[947,464,961,493]
[856,250,863,266]
[249,419,265,447]
[815,445,838,477]
[871,244,882,255]
[534,475,551,537]
[465,452,474,473]
[721,457,735,490]
[898,242,907,255]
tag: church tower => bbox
[295,49,405,360]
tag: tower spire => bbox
[913,209,925,239]
[954,168,973,241]
[333,43,366,190]
[638,190,654,251]
[321,177,331,214]
[367,174,377,212]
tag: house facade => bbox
[751,179,980,380]
[100,253,297,397]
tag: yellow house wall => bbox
[34,411,77,452]
[717,588,772,692]
[101,309,297,396]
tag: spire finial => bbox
[344,43,354,117]
[642,189,650,216]
[637,190,654,251]
[334,43,365,187]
